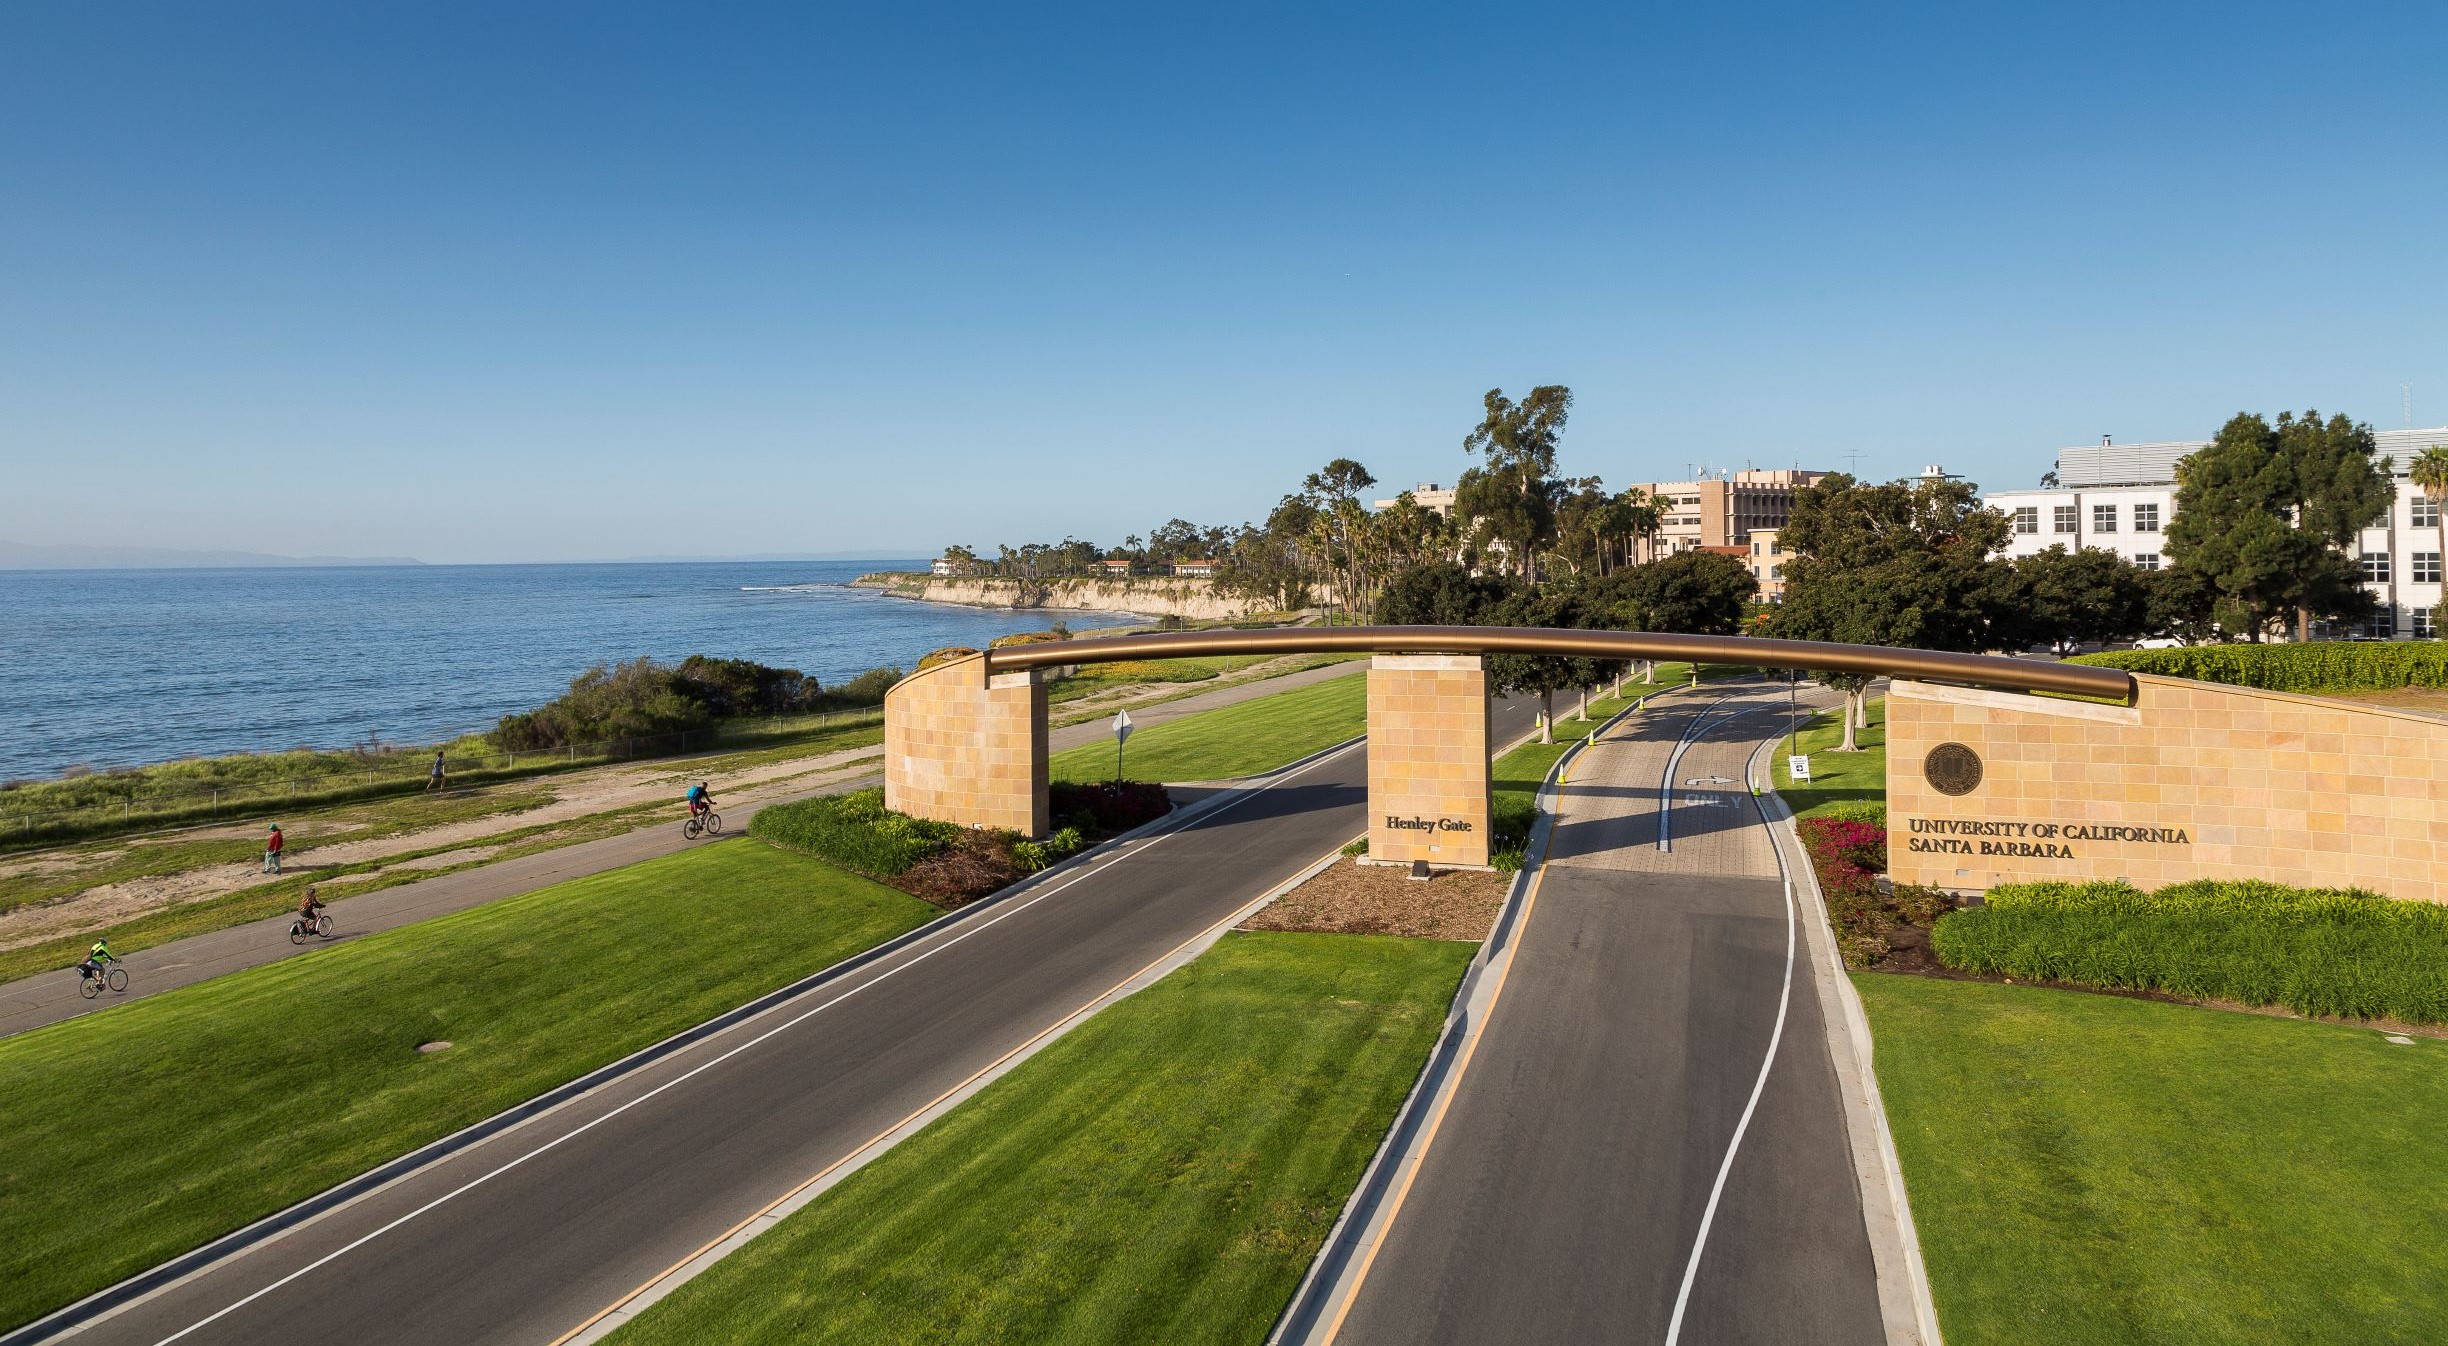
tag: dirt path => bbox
[0,657,1360,955]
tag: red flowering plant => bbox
[1796,814,1954,967]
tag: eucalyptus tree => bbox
[1460,385,1573,581]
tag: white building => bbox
[1372,482,1459,516]
[1985,429,2448,638]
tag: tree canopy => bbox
[1584,549,1755,635]
[2164,411,2389,641]
[1996,546,2150,655]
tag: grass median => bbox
[1772,694,1886,822]
[1859,974,2448,1345]
[1050,670,1367,783]
[609,930,1474,1346]
[0,841,936,1331]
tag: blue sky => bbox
[3,1,2443,564]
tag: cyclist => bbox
[77,938,117,987]
[685,781,715,820]
[297,884,326,932]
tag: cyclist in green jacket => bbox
[76,938,116,986]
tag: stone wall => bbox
[1885,674,2448,902]
[882,652,1048,836]
[1366,654,1492,868]
[853,573,1269,621]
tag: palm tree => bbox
[2415,446,2448,639]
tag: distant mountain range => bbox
[0,540,425,570]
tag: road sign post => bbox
[1112,709,1134,784]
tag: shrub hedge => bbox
[494,655,897,751]
[750,789,966,879]
[1047,780,1172,835]
[1931,878,2448,1024]
[753,783,1175,905]
[2070,641,2448,692]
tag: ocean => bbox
[0,561,1139,780]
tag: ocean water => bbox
[0,561,1140,780]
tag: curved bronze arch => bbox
[983,625,2137,705]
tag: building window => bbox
[2053,505,2079,533]
[2416,499,2442,529]
[2368,608,2398,639]
[2363,552,2393,583]
[2417,607,2438,638]
[2133,503,2161,532]
[2416,552,2445,584]
[2092,503,2118,533]
[2012,506,2038,534]
[1769,541,1782,555]
[1769,565,1783,581]
[2133,553,2160,571]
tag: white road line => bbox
[142,739,1366,1346]
[1655,693,1780,852]
[1659,718,1803,1345]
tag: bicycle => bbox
[79,963,130,998]
[289,912,336,945]
[682,809,723,840]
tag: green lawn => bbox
[609,930,1474,1346]
[0,842,936,1331]
[1858,974,2448,1345]
[1772,695,1886,821]
[0,795,678,987]
[1050,671,1368,783]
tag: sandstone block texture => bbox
[883,653,1049,836]
[1368,654,1491,867]
[1886,674,2448,902]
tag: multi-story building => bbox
[1620,468,1830,560]
[1745,528,1791,602]
[1371,482,1459,515]
[1985,429,2448,638]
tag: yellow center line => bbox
[1312,738,1595,1345]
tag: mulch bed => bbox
[1239,858,1511,941]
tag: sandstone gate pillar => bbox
[1367,654,1491,868]
[883,652,1049,836]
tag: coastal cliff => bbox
[852,572,1268,620]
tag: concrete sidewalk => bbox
[0,661,1365,1039]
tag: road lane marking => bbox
[1660,728,1804,1344]
[543,840,1336,1344]
[1306,734,1597,1346]
[1656,693,1774,852]
[141,739,1370,1346]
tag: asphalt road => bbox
[0,661,1369,1040]
[1332,680,1884,1345]
[50,693,1537,1346]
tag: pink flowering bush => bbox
[1798,815,1956,968]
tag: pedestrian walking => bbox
[426,750,447,791]
[263,823,285,874]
